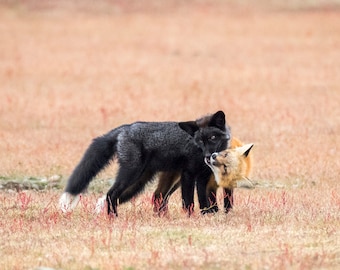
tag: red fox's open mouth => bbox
[204,157,211,165]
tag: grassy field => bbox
[0,1,339,269]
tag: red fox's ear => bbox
[179,121,199,137]
[236,143,254,157]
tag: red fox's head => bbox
[205,143,254,189]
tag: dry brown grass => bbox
[1,187,339,269]
[0,1,339,269]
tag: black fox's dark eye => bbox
[210,135,216,140]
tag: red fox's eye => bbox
[224,153,228,157]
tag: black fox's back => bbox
[116,122,199,171]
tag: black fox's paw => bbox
[201,205,219,215]
[182,202,195,217]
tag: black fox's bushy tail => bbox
[65,128,121,195]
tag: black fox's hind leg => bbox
[106,166,154,216]
[106,167,141,216]
[223,188,234,213]
[119,170,155,204]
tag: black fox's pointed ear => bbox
[209,111,226,130]
[179,121,199,137]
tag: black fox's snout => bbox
[204,156,211,166]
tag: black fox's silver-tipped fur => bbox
[60,111,230,216]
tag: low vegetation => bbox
[1,183,339,269]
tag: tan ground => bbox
[0,1,339,269]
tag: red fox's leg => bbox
[153,171,180,213]
[160,181,181,212]
[206,175,219,213]
[223,188,234,213]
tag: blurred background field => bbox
[1,0,339,185]
[0,1,339,269]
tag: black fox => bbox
[59,111,230,216]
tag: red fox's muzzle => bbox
[204,155,218,168]
[210,152,219,164]
[205,151,227,171]
[205,152,224,167]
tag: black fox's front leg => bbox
[223,188,234,213]
[197,172,219,215]
[181,171,195,215]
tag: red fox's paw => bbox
[201,205,219,215]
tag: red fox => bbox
[205,137,253,190]
[153,137,254,214]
